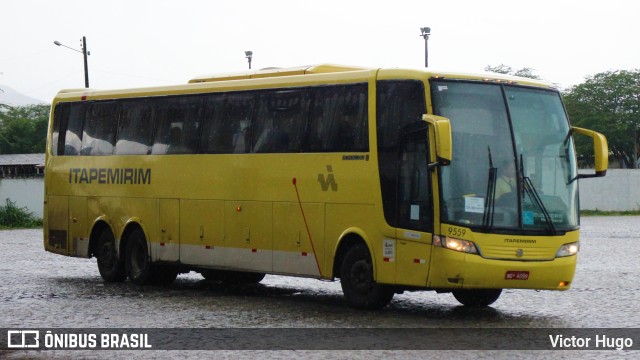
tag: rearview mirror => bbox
[422,114,452,166]
[572,126,608,178]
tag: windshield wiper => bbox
[482,147,497,230]
[520,155,557,235]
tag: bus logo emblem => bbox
[318,165,338,192]
[516,249,524,257]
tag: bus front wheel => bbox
[125,228,153,285]
[340,244,394,310]
[96,229,126,282]
[452,289,502,307]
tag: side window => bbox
[115,99,154,155]
[51,103,68,156]
[398,132,432,231]
[253,90,307,153]
[152,96,202,154]
[306,84,368,152]
[81,102,119,155]
[62,103,86,156]
[201,93,255,154]
[376,80,427,228]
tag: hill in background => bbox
[0,85,46,107]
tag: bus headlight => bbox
[433,235,478,254]
[556,242,579,257]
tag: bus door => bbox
[394,126,434,287]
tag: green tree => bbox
[0,104,50,154]
[484,64,542,80]
[563,70,640,168]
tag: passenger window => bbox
[81,102,118,156]
[152,96,202,154]
[201,93,255,154]
[115,100,154,155]
[253,90,307,153]
[306,84,368,152]
[61,103,86,156]
[52,103,68,156]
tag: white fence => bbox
[578,169,640,211]
[0,178,44,217]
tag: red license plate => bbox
[505,271,529,280]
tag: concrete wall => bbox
[578,169,640,211]
[0,178,44,217]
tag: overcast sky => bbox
[1,0,639,103]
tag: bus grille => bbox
[480,245,556,261]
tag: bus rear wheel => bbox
[340,244,394,310]
[452,289,502,307]
[96,229,126,282]
[125,228,153,285]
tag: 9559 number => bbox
[447,226,467,238]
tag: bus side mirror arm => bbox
[422,114,453,168]
[571,126,608,179]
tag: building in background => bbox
[0,154,44,217]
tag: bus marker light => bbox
[559,281,570,287]
[301,252,308,256]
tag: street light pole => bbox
[245,51,253,69]
[81,36,89,88]
[420,27,431,68]
[53,36,90,88]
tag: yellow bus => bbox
[44,64,608,308]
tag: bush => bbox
[0,198,43,228]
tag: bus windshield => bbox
[432,81,578,234]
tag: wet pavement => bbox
[1,216,638,359]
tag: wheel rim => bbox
[130,241,147,278]
[98,240,115,269]
[349,259,373,293]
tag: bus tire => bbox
[125,228,153,285]
[452,289,502,307]
[340,244,394,310]
[96,229,126,282]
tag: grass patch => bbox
[581,209,640,216]
[0,198,43,228]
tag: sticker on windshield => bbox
[464,197,485,213]
[522,211,534,225]
[438,86,448,91]
[410,204,420,220]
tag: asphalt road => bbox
[1,216,638,358]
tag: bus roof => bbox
[53,64,556,101]
[188,64,372,83]
[189,64,556,88]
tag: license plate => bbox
[505,271,529,280]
